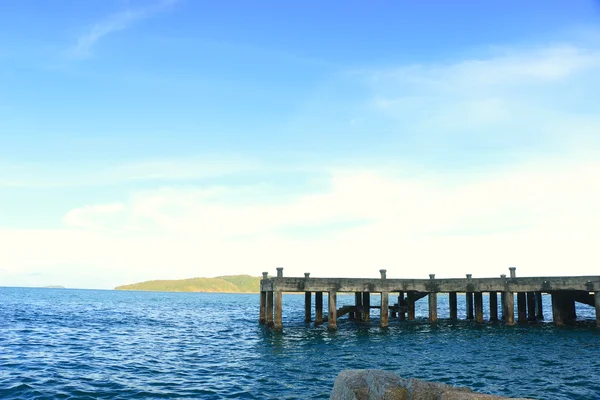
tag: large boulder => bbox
[330,370,530,400]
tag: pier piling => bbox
[381,291,389,328]
[266,291,274,327]
[363,292,371,321]
[517,292,527,323]
[274,290,283,330]
[328,291,337,330]
[535,292,544,320]
[355,292,363,321]
[527,292,536,322]
[489,292,498,321]
[504,290,515,325]
[315,291,323,325]
[474,292,483,323]
[398,291,406,321]
[449,292,457,320]
[595,292,600,328]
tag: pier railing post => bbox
[328,291,337,330]
[449,292,457,320]
[429,274,437,322]
[276,267,283,278]
[274,290,283,330]
[315,292,323,325]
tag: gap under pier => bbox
[259,267,600,330]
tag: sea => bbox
[1,287,599,399]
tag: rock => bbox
[330,370,531,400]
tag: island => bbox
[114,274,261,293]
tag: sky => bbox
[1,1,600,289]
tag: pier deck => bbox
[259,268,600,330]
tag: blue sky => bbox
[1,1,600,288]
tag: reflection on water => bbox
[1,288,599,399]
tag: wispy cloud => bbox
[69,0,177,58]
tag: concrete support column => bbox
[355,292,363,321]
[449,292,457,320]
[274,290,283,330]
[429,292,437,322]
[266,291,274,327]
[363,292,371,321]
[466,274,473,320]
[304,291,312,322]
[500,275,506,321]
[328,291,337,330]
[466,292,474,320]
[489,292,498,321]
[504,291,515,325]
[474,292,483,323]
[551,292,563,326]
[315,291,323,325]
[595,292,600,328]
[398,291,406,321]
[535,292,544,320]
[517,292,527,323]
[380,291,389,328]
[527,292,536,322]
[259,291,266,324]
[407,292,416,320]
[428,274,437,322]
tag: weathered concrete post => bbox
[266,290,274,327]
[274,290,283,330]
[304,273,311,322]
[527,292,536,321]
[428,274,437,322]
[380,292,389,328]
[315,291,323,325]
[328,291,337,330]
[398,291,406,321]
[276,267,283,278]
[489,292,498,321]
[551,292,563,326]
[595,291,600,328]
[466,274,474,320]
[407,292,416,320]
[509,267,516,279]
[355,292,363,321]
[449,292,457,320]
[474,292,483,323]
[259,272,268,324]
[535,292,544,320]
[504,291,515,325]
[380,270,388,328]
[363,292,371,321]
[500,275,507,320]
[517,292,527,323]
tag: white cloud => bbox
[70,0,178,58]
[2,156,600,288]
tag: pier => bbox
[259,268,600,330]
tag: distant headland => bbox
[114,275,261,293]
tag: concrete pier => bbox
[260,268,600,330]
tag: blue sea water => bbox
[1,287,599,399]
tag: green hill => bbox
[114,274,262,293]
